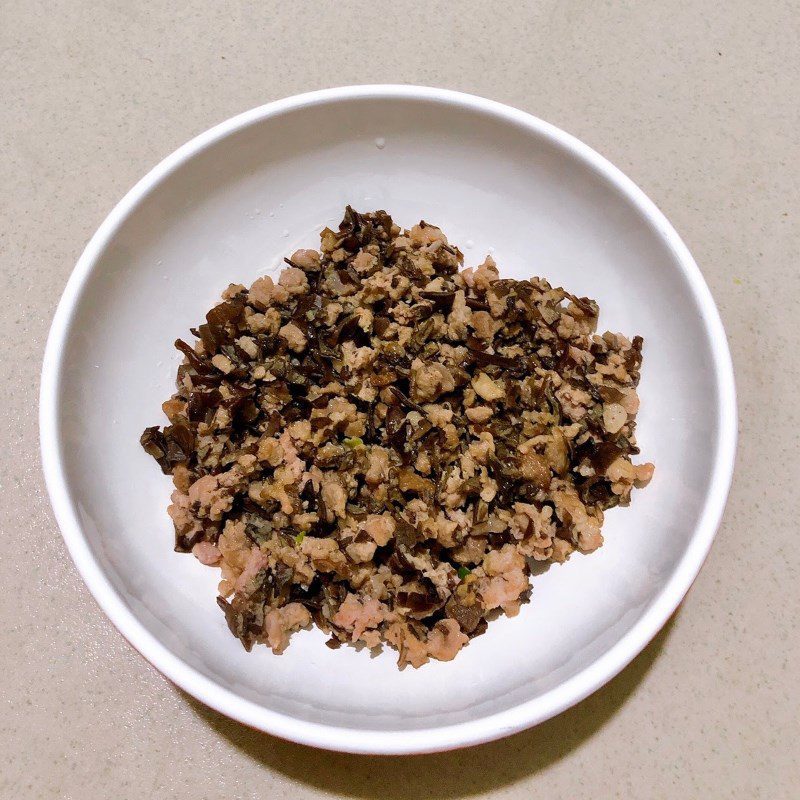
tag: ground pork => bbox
[332,593,386,642]
[264,603,311,654]
[426,619,469,662]
[192,541,222,566]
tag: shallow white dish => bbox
[40,85,736,754]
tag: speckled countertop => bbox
[1,2,798,798]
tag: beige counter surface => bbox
[1,2,798,797]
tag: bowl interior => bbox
[50,93,726,741]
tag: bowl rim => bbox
[39,84,737,755]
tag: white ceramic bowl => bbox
[40,86,736,754]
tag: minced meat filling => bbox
[141,207,654,668]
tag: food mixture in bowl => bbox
[141,207,654,668]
